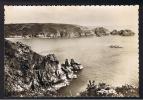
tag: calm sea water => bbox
[7,35,139,96]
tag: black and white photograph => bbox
[4,6,139,97]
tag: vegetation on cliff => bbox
[80,81,138,97]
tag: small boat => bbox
[109,45,123,48]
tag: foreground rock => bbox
[80,81,138,97]
[5,40,83,97]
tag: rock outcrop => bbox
[110,29,135,36]
[5,40,83,97]
[94,27,110,37]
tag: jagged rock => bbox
[5,40,83,97]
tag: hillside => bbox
[4,23,94,38]
[4,23,135,38]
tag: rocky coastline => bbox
[5,40,83,97]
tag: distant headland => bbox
[5,23,135,38]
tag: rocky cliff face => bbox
[5,40,82,97]
[4,23,135,38]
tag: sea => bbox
[6,32,139,96]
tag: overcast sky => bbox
[4,6,139,31]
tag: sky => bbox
[4,6,139,32]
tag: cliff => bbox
[5,40,83,97]
[4,23,135,38]
[4,23,93,38]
